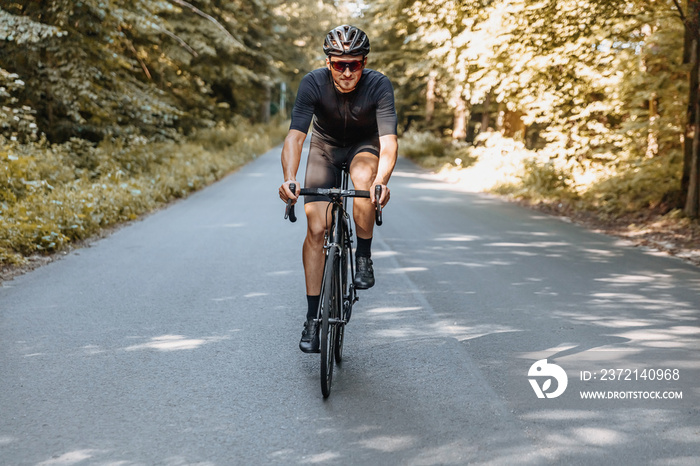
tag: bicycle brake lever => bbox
[285,183,297,223]
[375,185,383,226]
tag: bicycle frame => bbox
[322,170,356,324]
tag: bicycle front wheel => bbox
[320,247,340,398]
[335,233,352,363]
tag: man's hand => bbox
[371,183,390,207]
[279,180,299,204]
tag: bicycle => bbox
[285,170,382,398]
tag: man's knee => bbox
[350,153,378,188]
[304,203,329,242]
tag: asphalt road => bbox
[1,143,699,465]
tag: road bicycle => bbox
[285,170,382,398]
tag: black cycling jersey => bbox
[290,68,398,147]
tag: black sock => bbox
[356,236,372,258]
[306,295,320,321]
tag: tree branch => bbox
[168,0,245,50]
[158,26,199,57]
[126,40,152,80]
[672,0,686,23]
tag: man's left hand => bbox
[371,183,390,207]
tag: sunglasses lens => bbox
[331,61,363,72]
[348,62,362,72]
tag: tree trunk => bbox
[426,71,436,124]
[496,101,506,131]
[260,84,271,123]
[452,92,469,140]
[646,93,658,158]
[687,59,700,216]
[684,1,700,216]
[503,110,526,140]
[480,89,492,133]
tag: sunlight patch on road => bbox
[589,292,693,312]
[572,427,627,446]
[301,451,342,463]
[81,345,105,355]
[521,410,601,421]
[445,261,486,268]
[486,241,570,248]
[612,327,700,349]
[244,292,268,298]
[375,321,520,342]
[434,234,480,242]
[594,273,677,290]
[372,250,399,258]
[0,436,16,446]
[386,267,428,274]
[367,306,421,315]
[124,334,230,352]
[37,449,104,465]
[355,435,416,452]
[212,296,235,302]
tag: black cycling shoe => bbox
[354,256,375,289]
[299,320,320,353]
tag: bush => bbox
[582,153,683,216]
[400,129,477,170]
[518,157,575,199]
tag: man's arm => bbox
[372,134,398,206]
[279,129,307,202]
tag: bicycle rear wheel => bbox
[320,248,340,398]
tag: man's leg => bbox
[303,201,331,296]
[298,200,331,353]
[349,152,379,289]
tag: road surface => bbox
[1,143,699,465]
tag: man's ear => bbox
[326,57,331,70]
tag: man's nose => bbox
[343,67,353,77]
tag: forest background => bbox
[1,0,700,271]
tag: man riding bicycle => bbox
[278,24,398,353]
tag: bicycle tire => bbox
[320,247,340,398]
[335,231,352,363]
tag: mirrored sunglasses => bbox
[330,60,364,73]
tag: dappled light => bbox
[356,435,417,452]
[37,449,103,466]
[124,334,230,352]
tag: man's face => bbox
[326,54,366,93]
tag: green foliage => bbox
[0,120,287,265]
[517,158,576,200]
[582,153,684,217]
[0,1,331,143]
[370,0,689,218]
[400,129,476,169]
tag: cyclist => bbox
[278,24,398,353]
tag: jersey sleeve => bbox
[375,75,398,137]
[289,73,318,134]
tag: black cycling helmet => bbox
[323,24,370,57]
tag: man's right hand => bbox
[279,181,299,204]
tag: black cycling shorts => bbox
[303,135,379,204]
